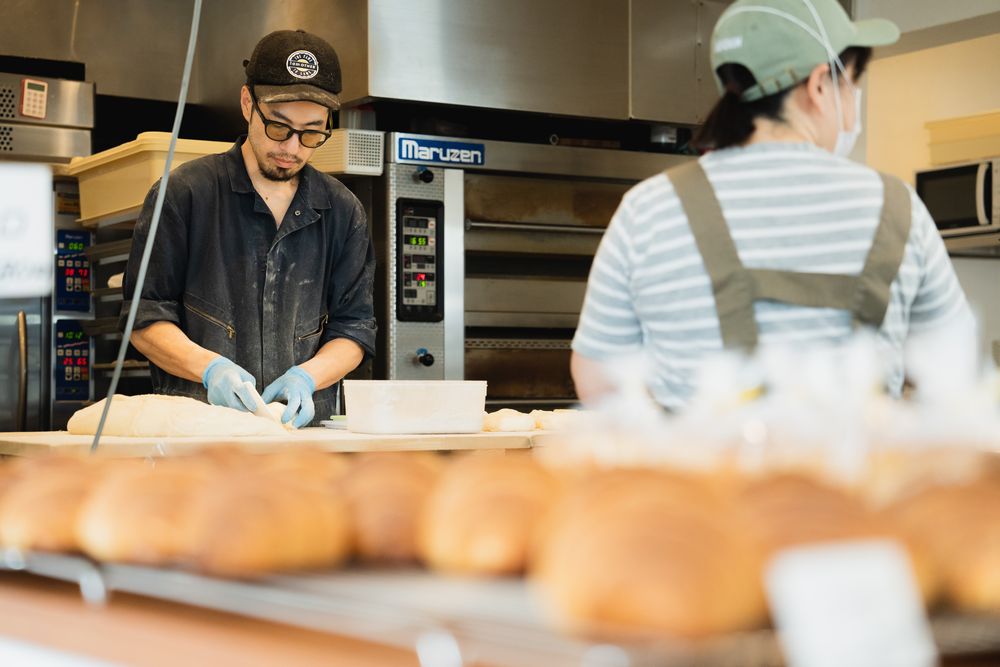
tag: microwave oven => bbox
[915,159,1000,236]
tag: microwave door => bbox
[976,162,989,226]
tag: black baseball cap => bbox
[243,29,342,110]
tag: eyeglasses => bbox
[249,90,331,149]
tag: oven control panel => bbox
[55,229,92,312]
[396,198,444,322]
[54,319,90,401]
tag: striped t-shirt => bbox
[572,141,972,409]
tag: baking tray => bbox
[2,550,999,667]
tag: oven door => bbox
[916,161,994,233]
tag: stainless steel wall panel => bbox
[0,124,91,162]
[630,0,732,124]
[195,0,369,115]
[4,0,199,101]
[0,75,94,128]
[366,0,629,119]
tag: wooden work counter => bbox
[0,573,418,666]
[0,428,539,458]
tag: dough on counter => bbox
[530,409,581,431]
[107,272,124,289]
[482,408,536,432]
[67,394,290,437]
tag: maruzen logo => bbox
[398,137,485,166]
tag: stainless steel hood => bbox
[194,0,727,125]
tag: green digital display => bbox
[67,241,85,251]
[27,82,44,92]
[406,235,428,246]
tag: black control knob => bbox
[416,349,435,367]
[415,168,434,183]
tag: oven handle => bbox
[976,162,989,226]
[16,310,27,432]
[466,220,606,235]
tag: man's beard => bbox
[259,159,300,182]
[249,134,303,182]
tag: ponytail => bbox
[694,64,791,151]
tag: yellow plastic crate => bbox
[926,109,1000,166]
[66,132,231,222]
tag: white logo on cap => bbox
[286,50,319,79]
[714,36,743,53]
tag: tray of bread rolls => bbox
[1,445,1000,666]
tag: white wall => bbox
[865,32,1000,184]
[951,258,1000,365]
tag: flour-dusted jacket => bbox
[120,137,376,424]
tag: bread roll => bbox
[483,409,536,432]
[419,454,558,575]
[341,452,441,563]
[245,447,350,490]
[533,468,765,639]
[0,456,118,552]
[76,462,217,564]
[737,474,937,603]
[185,470,351,577]
[886,478,1000,611]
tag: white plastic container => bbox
[343,380,487,434]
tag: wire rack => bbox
[2,550,999,667]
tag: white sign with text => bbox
[0,163,53,298]
[766,539,937,667]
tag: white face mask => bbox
[833,84,863,158]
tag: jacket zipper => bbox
[185,303,236,339]
[297,314,328,341]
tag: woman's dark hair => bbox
[693,46,872,151]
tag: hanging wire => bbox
[91,0,203,452]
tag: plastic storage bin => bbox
[343,380,488,434]
[66,132,231,221]
[926,109,1000,166]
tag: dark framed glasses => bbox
[249,90,332,149]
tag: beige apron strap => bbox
[668,161,759,350]
[747,269,857,309]
[852,173,913,326]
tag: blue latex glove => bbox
[261,366,317,429]
[201,356,258,412]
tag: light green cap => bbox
[710,0,900,101]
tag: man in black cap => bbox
[121,30,375,427]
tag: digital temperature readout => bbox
[66,241,86,251]
[405,235,429,246]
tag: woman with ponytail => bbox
[571,0,973,409]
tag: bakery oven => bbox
[370,133,686,409]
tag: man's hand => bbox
[262,366,317,428]
[202,357,258,412]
